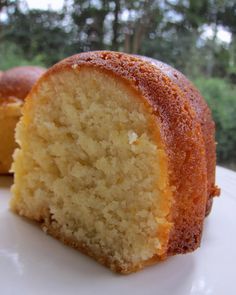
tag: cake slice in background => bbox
[0,66,46,174]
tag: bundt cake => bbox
[0,66,46,173]
[10,51,220,273]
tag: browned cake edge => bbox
[140,57,220,215]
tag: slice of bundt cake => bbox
[10,51,220,273]
[0,66,46,173]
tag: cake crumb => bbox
[128,131,138,144]
[72,64,78,69]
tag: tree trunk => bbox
[112,0,120,50]
[228,33,236,82]
[206,24,218,77]
[124,29,131,53]
[130,0,155,54]
[132,21,145,54]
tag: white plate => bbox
[0,166,235,295]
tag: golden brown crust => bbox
[26,51,215,257]
[0,66,46,102]
[140,58,220,214]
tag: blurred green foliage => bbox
[0,0,235,167]
[195,78,236,165]
[0,42,45,70]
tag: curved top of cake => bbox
[0,66,46,103]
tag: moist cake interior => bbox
[11,68,172,272]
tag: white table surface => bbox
[0,166,236,295]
